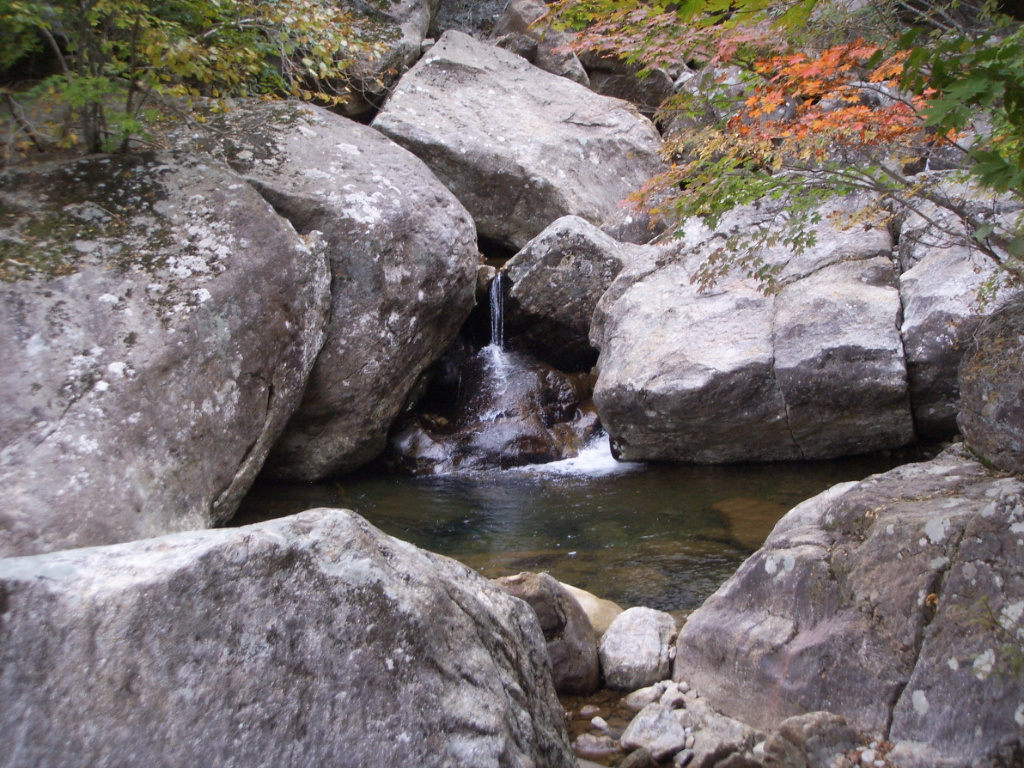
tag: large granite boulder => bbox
[0,508,576,768]
[0,152,330,557]
[490,0,590,86]
[591,198,915,462]
[673,445,1024,768]
[958,299,1024,474]
[182,101,478,480]
[897,182,1022,438]
[372,30,665,250]
[494,571,601,695]
[503,216,640,370]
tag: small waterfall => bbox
[489,272,505,350]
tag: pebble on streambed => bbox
[566,678,895,768]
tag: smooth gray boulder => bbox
[600,607,678,690]
[898,185,1021,438]
[958,299,1024,475]
[504,216,640,370]
[182,101,478,480]
[494,571,600,695]
[0,508,576,768]
[592,198,914,462]
[673,445,1024,768]
[0,152,330,557]
[372,30,665,250]
[490,0,590,86]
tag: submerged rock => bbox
[373,30,664,250]
[181,101,478,481]
[0,509,576,768]
[0,152,330,557]
[673,445,1024,768]
[494,571,600,695]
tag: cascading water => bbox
[489,271,505,350]
[484,271,509,385]
[382,268,600,473]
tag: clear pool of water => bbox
[234,436,915,611]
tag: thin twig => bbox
[2,91,49,152]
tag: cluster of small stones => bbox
[569,678,902,768]
[574,680,698,767]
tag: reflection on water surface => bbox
[235,437,917,611]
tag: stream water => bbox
[235,436,912,611]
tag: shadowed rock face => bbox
[673,446,1024,768]
[179,101,479,481]
[494,571,601,695]
[0,152,330,557]
[503,216,641,372]
[386,345,599,473]
[0,509,577,768]
[490,0,590,86]
[958,299,1024,474]
[335,0,441,120]
[898,184,1022,439]
[372,30,665,251]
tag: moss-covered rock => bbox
[0,151,330,556]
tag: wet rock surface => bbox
[181,101,478,481]
[386,344,599,473]
[0,508,576,768]
[372,30,665,250]
[0,152,330,557]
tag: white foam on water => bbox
[515,432,642,477]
